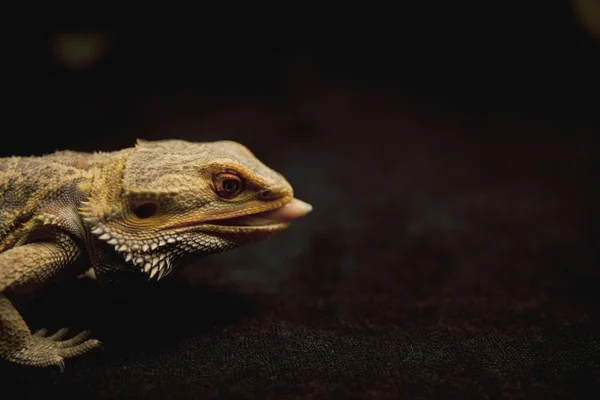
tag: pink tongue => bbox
[261,198,313,222]
[232,198,313,226]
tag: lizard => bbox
[0,139,312,371]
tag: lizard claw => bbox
[57,358,66,373]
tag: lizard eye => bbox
[214,172,244,199]
[133,202,158,219]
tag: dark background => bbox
[2,2,600,399]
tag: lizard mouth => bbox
[166,198,312,233]
[207,198,313,228]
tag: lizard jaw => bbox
[207,198,313,228]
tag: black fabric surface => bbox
[2,15,600,399]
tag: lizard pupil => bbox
[223,179,239,192]
[133,202,158,219]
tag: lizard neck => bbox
[78,150,140,282]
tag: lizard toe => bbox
[58,338,102,358]
[57,330,92,348]
[32,328,48,337]
[47,327,70,341]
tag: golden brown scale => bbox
[0,139,311,371]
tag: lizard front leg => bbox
[0,232,101,370]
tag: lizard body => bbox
[0,139,311,370]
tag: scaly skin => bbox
[0,139,311,371]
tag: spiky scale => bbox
[84,217,100,225]
[157,267,167,280]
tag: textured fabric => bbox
[1,88,599,398]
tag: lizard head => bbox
[80,139,312,281]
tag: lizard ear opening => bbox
[133,202,158,219]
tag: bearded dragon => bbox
[0,139,312,371]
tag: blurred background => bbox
[7,1,600,156]
[4,1,600,398]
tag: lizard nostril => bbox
[259,190,278,200]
